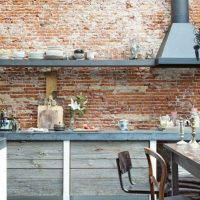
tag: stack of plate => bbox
[13,51,26,60]
[45,47,64,59]
[29,51,44,60]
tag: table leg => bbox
[171,152,179,195]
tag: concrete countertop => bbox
[0,137,6,149]
[0,130,199,141]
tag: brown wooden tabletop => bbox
[163,143,200,195]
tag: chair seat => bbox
[164,195,192,200]
[125,183,159,194]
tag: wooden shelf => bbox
[0,59,156,67]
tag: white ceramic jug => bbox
[118,119,129,131]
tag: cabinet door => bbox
[70,141,149,195]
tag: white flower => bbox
[68,98,80,110]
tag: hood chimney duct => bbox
[172,0,189,23]
[156,0,198,65]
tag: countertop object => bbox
[54,123,65,131]
[37,105,63,130]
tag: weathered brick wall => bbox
[1,67,200,130]
[0,0,200,130]
[0,0,173,58]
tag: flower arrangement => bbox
[68,93,88,129]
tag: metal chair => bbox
[116,151,156,194]
[144,147,192,200]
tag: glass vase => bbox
[69,112,75,130]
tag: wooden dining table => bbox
[164,143,200,195]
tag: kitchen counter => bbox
[4,130,200,200]
[0,137,6,149]
[0,137,7,200]
[0,129,199,141]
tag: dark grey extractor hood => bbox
[156,0,199,65]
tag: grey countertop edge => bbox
[0,137,6,149]
[0,130,199,141]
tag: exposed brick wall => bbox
[0,67,45,128]
[1,0,200,57]
[0,1,200,130]
[1,67,200,130]
[0,0,173,58]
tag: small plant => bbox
[68,93,88,117]
[68,93,88,129]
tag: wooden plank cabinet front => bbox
[0,139,7,200]
[7,141,149,199]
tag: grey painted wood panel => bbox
[71,169,147,179]
[8,169,62,179]
[0,138,6,149]
[8,195,148,200]
[7,141,149,197]
[71,141,148,159]
[7,141,63,196]
[70,141,149,195]
[70,176,148,195]
[7,142,63,159]
[71,158,147,168]
[71,195,148,200]
[8,159,63,169]
[8,179,62,196]
[8,197,62,200]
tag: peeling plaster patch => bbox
[62,85,148,92]
[116,78,128,86]
[62,86,76,91]
[90,68,101,80]
[0,81,7,85]
[62,85,115,91]
[172,97,193,109]
[0,23,25,35]
[62,85,90,91]
[10,87,25,92]
[113,114,155,121]
[89,86,114,91]
[170,88,195,109]
[0,94,15,105]
[153,68,196,80]
[17,109,34,114]
[152,81,178,90]
[114,85,148,93]
[15,97,37,104]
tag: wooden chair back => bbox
[144,147,168,200]
[118,151,132,174]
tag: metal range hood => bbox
[156,0,199,65]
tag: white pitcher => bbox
[118,119,129,131]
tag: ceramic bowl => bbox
[74,53,85,59]
[54,123,65,131]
